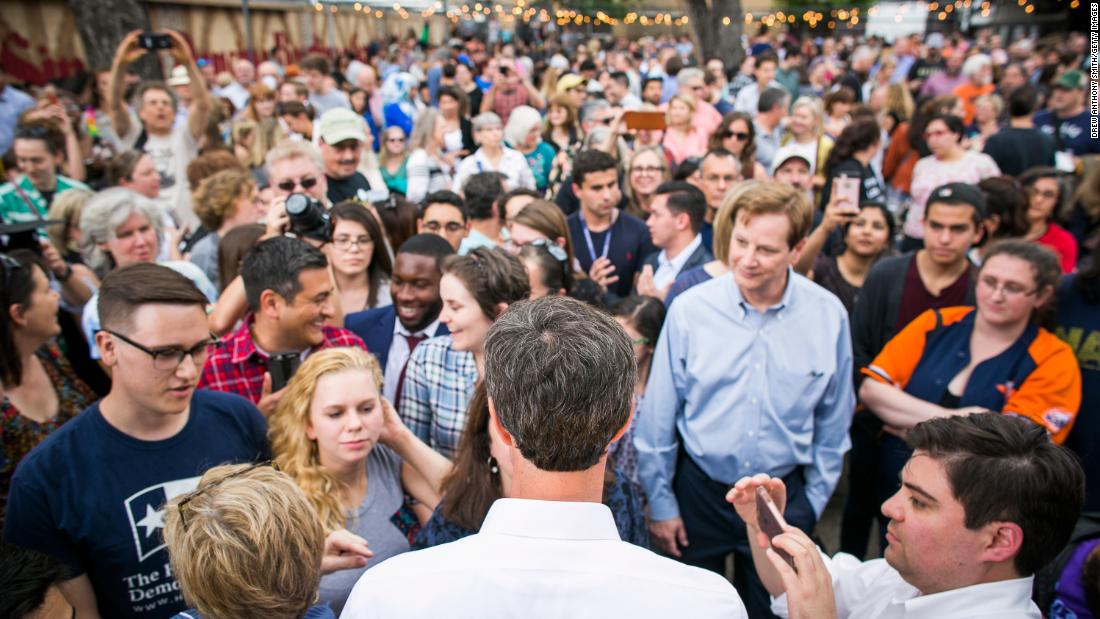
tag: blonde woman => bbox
[378,126,409,196]
[623,145,670,219]
[268,347,451,615]
[781,97,834,193]
[660,95,707,165]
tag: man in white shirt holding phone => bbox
[726,413,1084,619]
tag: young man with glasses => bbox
[198,236,365,416]
[4,263,269,619]
[417,190,469,252]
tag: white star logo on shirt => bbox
[135,505,165,539]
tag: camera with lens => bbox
[285,193,331,243]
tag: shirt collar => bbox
[660,234,702,272]
[894,576,1036,618]
[394,315,441,339]
[480,498,621,541]
[228,314,263,364]
[727,267,797,319]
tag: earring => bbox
[487,456,499,475]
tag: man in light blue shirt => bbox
[0,80,35,155]
[636,181,855,619]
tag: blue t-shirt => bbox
[1056,276,1100,511]
[567,209,656,299]
[1034,109,1100,156]
[4,390,269,619]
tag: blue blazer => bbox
[641,243,713,281]
[345,305,450,370]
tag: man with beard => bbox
[345,234,454,410]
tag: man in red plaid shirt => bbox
[199,236,366,414]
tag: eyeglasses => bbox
[102,329,219,371]
[332,235,373,250]
[630,165,664,175]
[177,461,279,530]
[721,130,750,141]
[978,274,1036,298]
[275,177,319,192]
[1027,187,1059,200]
[422,220,466,234]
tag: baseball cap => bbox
[925,33,945,50]
[166,65,190,87]
[926,182,986,217]
[317,108,367,145]
[1053,69,1086,90]
[556,74,587,93]
[770,144,814,176]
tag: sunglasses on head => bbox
[275,177,319,192]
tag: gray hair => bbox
[408,107,440,151]
[962,53,992,79]
[264,141,323,177]
[503,106,541,148]
[578,99,610,125]
[851,45,878,66]
[676,67,704,84]
[483,296,636,472]
[471,112,503,132]
[79,188,164,278]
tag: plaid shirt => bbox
[198,314,367,404]
[398,335,477,459]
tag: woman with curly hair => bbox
[707,112,767,180]
[190,168,266,285]
[268,347,451,615]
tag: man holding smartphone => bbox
[727,413,1084,619]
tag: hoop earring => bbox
[487,456,499,475]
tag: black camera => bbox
[285,193,331,243]
[138,32,173,50]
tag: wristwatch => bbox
[55,263,74,282]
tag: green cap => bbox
[1053,69,1086,90]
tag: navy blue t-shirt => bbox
[1034,109,1100,156]
[1056,276,1100,511]
[567,209,656,299]
[3,390,269,619]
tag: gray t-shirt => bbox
[318,445,410,615]
[188,232,220,287]
[309,89,351,116]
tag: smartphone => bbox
[622,110,667,131]
[756,486,796,569]
[268,352,301,392]
[834,175,861,212]
[138,32,173,51]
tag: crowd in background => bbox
[0,17,1098,619]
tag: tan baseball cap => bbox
[317,108,367,144]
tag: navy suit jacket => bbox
[641,242,713,282]
[344,305,449,370]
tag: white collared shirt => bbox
[653,234,702,290]
[341,498,748,619]
[772,550,1040,619]
[381,317,441,404]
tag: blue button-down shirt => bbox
[0,85,35,155]
[635,270,855,521]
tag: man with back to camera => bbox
[340,296,749,618]
[636,181,713,302]
[841,183,983,559]
[198,236,366,416]
[316,108,376,205]
[458,172,508,254]
[417,190,470,252]
[566,149,656,300]
[983,85,1056,177]
[727,412,1085,619]
[345,234,454,409]
[754,88,791,172]
[635,181,854,619]
[3,263,269,619]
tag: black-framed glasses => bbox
[332,235,373,250]
[275,177,319,192]
[102,329,219,371]
[177,461,279,530]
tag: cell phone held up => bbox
[138,32,173,51]
[755,486,797,570]
[268,352,302,392]
[834,175,861,213]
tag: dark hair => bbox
[0,251,48,387]
[442,247,529,320]
[519,243,571,295]
[331,202,394,308]
[905,413,1085,576]
[708,112,758,176]
[823,87,857,115]
[758,87,789,114]
[421,190,467,221]
[609,294,666,359]
[187,149,246,188]
[484,296,635,471]
[107,150,147,185]
[497,188,542,215]
[441,63,456,79]
[241,236,328,311]
[1007,85,1039,118]
[216,223,265,291]
[14,121,65,156]
[655,181,707,234]
[397,233,456,272]
[841,201,896,249]
[755,51,779,69]
[824,119,881,176]
[981,239,1062,325]
[372,195,419,253]
[1019,166,1065,215]
[642,76,663,90]
[925,113,965,141]
[436,85,470,118]
[0,542,70,618]
[98,263,210,332]
[1086,547,1100,617]
[299,53,332,76]
[277,100,312,120]
[572,149,619,187]
[609,71,630,88]
[462,172,506,221]
[1075,241,1100,304]
[977,177,1030,241]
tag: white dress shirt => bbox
[381,317,441,404]
[340,498,748,619]
[771,550,1040,619]
[653,234,702,290]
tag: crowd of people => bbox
[0,16,1098,619]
